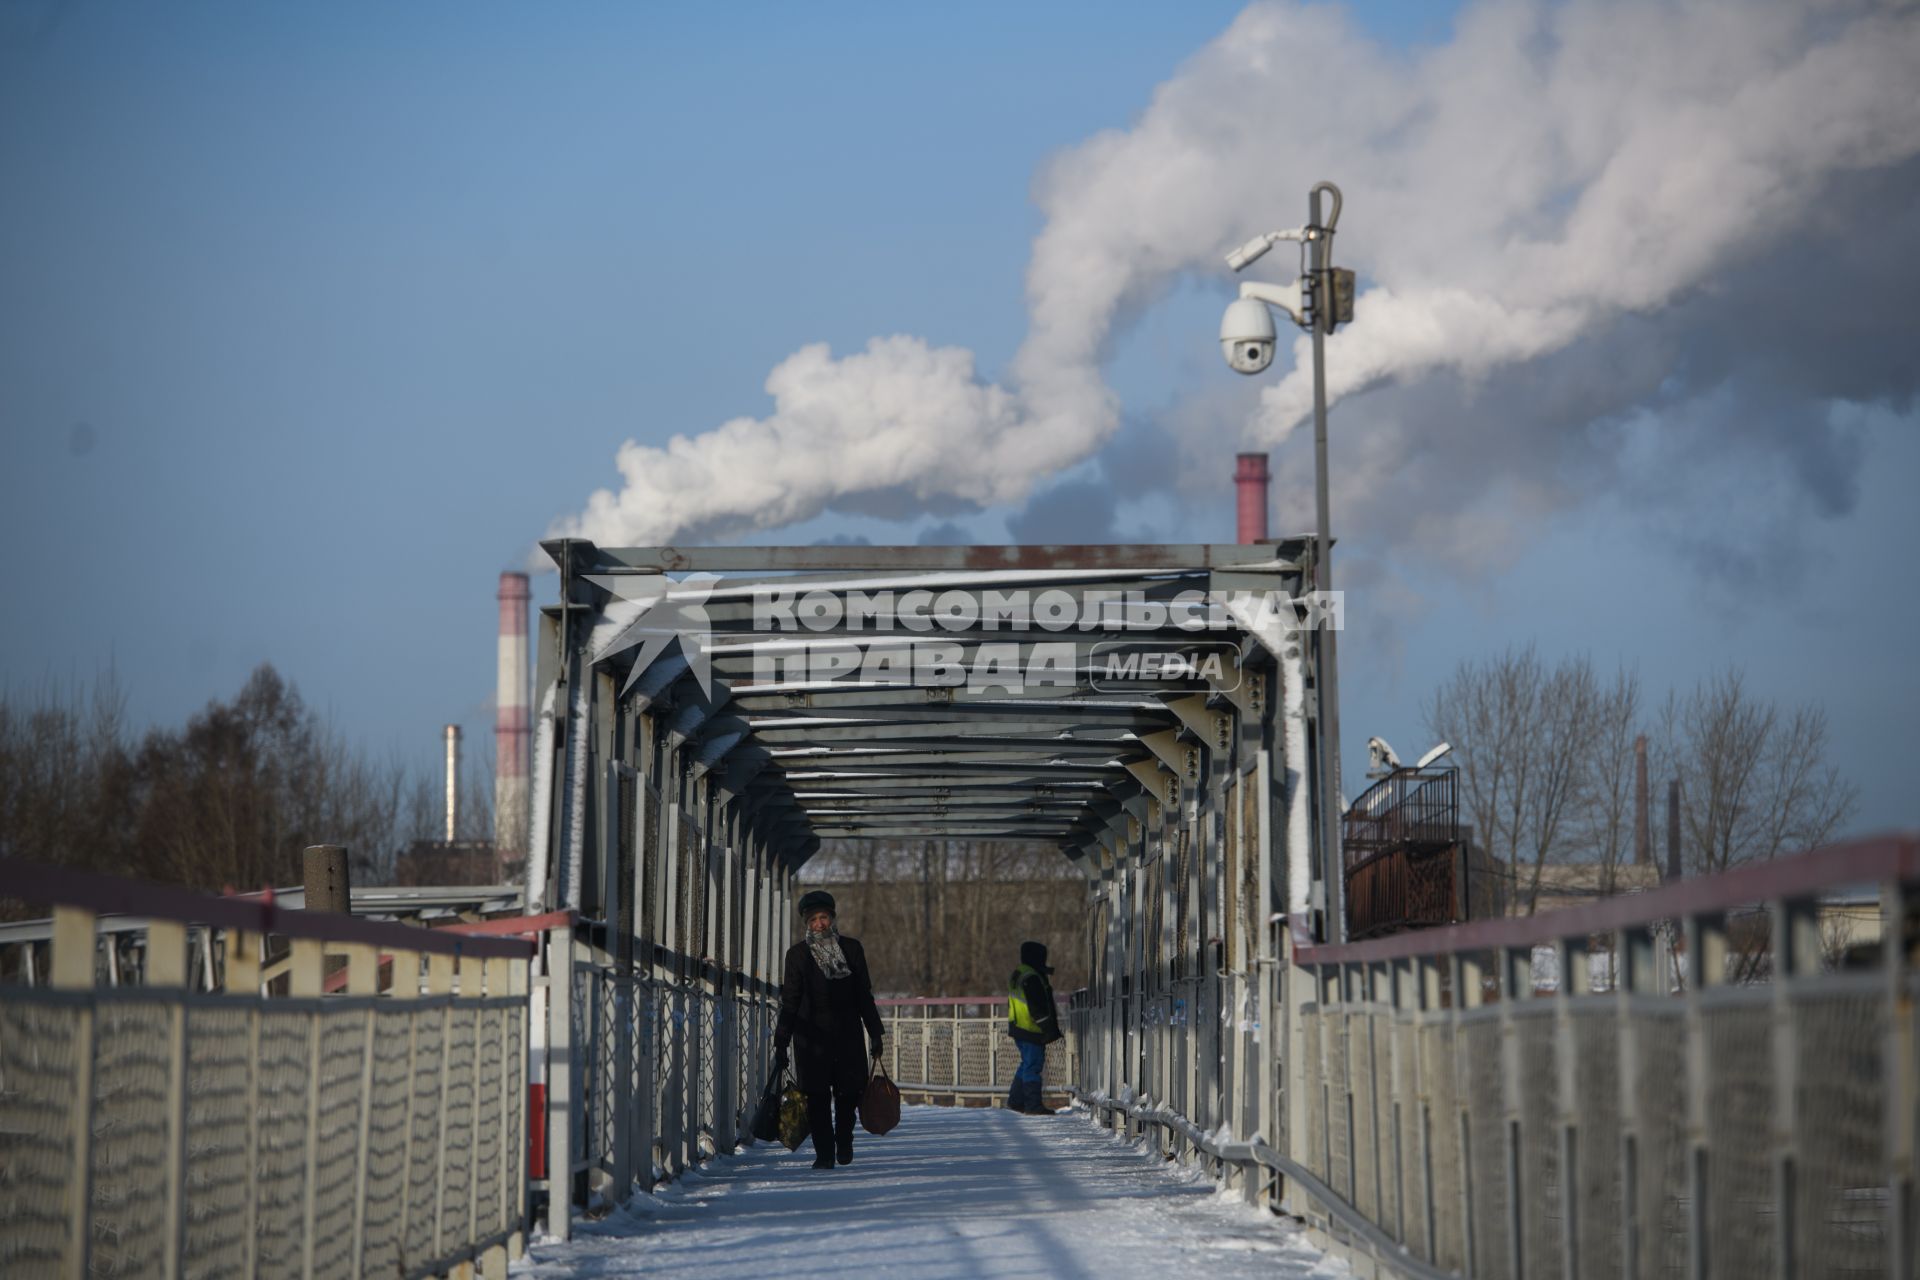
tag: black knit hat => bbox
[796,889,836,917]
[1020,940,1053,974]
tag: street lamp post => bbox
[1220,180,1352,942]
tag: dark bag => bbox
[858,1059,901,1136]
[749,1070,787,1144]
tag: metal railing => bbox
[1343,767,1459,869]
[1065,835,1919,1279]
[878,997,1076,1099]
[1296,833,1917,1278]
[0,858,534,1280]
[539,919,780,1217]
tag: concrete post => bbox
[303,844,350,978]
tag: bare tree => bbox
[802,837,1085,994]
[1654,668,1856,875]
[1579,667,1643,896]
[0,670,139,898]
[1426,646,1607,914]
[0,664,449,900]
[1430,651,1857,919]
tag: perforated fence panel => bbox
[1793,986,1887,1276]
[0,988,526,1280]
[1460,1013,1509,1280]
[1421,1017,1465,1272]
[0,1000,79,1275]
[1513,1007,1561,1280]
[87,1001,172,1277]
[1568,1004,1623,1278]
[1704,995,1777,1276]
[876,1005,1075,1096]
[358,1006,414,1278]
[1076,842,1918,1280]
[1301,1006,1325,1181]
[1632,1004,1689,1280]
[184,1003,253,1279]
[1349,1009,1378,1223]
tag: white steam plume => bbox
[551,0,1920,549]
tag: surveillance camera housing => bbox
[1220,297,1277,375]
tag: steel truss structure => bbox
[523,538,1341,1235]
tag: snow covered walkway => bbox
[512,1104,1344,1279]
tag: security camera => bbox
[1224,227,1309,273]
[1226,234,1278,273]
[1220,297,1277,375]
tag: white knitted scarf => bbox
[806,925,852,979]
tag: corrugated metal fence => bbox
[0,859,532,1280]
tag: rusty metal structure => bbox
[1343,766,1465,940]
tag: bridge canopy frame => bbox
[520,537,1342,1227]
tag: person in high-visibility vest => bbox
[1006,940,1062,1115]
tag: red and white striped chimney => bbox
[1234,452,1270,544]
[494,572,531,856]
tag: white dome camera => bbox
[1220,296,1277,376]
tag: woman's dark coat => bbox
[774,936,885,1096]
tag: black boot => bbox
[834,1090,858,1165]
[806,1091,835,1168]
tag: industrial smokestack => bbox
[1234,452,1270,545]
[1666,779,1682,882]
[495,571,531,855]
[443,724,461,843]
[1633,735,1650,866]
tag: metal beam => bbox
[748,720,1141,746]
[816,830,1084,841]
[729,684,1207,712]
[743,701,1174,725]
[562,542,1309,574]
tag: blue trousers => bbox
[1008,1040,1046,1111]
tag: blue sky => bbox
[2,1,1914,835]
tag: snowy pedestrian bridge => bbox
[2,542,1914,1278]
[513,1105,1341,1280]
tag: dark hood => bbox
[1019,940,1052,974]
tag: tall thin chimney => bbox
[1666,779,1682,881]
[1633,735,1650,865]
[1234,452,1270,544]
[495,571,532,855]
[442,724,461,843]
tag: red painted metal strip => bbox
[1295,832,1920,966]
[528,1084,547,1179]
[436,909,576,939]
[0,858,534,960]
[877,996,1002,1006]
[321,953,395,995]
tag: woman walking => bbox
[773,890,885,1169]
